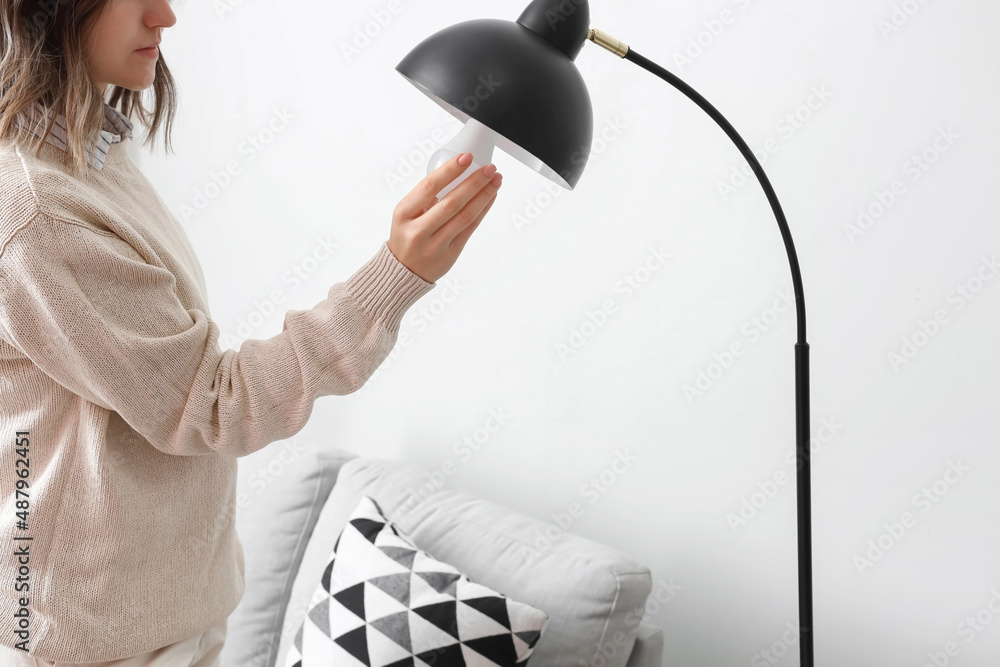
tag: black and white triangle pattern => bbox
[284,495,548,667]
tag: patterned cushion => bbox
[284,494,549,667]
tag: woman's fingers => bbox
[450,192,498,254]
[395,153,477,223]
[433,172,502,244]
[422,162,499,236]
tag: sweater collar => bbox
[18,100,134,171]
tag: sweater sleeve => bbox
[0,212,436,458]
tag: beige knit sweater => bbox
[0,118,436,660]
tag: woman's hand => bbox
[387,152,503,284]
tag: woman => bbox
[0,0,503,665]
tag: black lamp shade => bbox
[395,17,594,190]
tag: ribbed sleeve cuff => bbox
[344,241,437,329]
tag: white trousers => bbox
[0,615,227,667]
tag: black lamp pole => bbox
[584,31,813,667]
[611,42,814,667]
[396,3,813,665]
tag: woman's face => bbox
[84,0,176,95]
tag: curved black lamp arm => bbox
[623,50,808,342]
[601,41,815,667]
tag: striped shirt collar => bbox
[18,100,134,171]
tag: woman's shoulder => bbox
[0,139,114,252]
[0,138,39,202]
[0,135,83,192]
[0,140,44,253]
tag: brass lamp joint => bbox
[587,28,629,57]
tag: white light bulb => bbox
[428,117,501,200]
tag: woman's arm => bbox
[0,211,435,458]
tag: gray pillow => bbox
[220,446,358,667]
[276,457,653,667]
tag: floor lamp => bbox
[394,1,814,665]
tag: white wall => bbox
[133,0,1000,665]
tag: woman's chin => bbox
[115,77,156,93]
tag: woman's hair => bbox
[0,0,178,177]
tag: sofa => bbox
[220,446,664,667]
